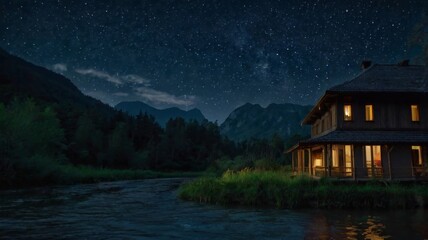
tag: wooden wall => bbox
[336,93,428,130]
[311,103,337,137]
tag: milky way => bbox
[1,0,426,121]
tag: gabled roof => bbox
[328,64,428,93]
[302,64,428,125]
[300,130,428,145]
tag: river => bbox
[0,178,427,239]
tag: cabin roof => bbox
[328,64,428,93]
[299,130,428,145]
[302,64,428,125]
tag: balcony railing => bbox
[313,167,353,178]
[365,167,384,178]
[308,166,428,180]
[413,166,427,177]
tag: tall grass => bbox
[179,169,428,209]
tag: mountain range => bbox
[115,101,206,126]
[0,48,311,142]
[220,103,311,142]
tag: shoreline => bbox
[0,165,202,190]
[179,169,428,210]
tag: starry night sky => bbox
[1,0,427,122]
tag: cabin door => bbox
[332,145,353,177]
[364,145,382,177]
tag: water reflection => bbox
[0,179,427,239]
[304,210,426,240]
[344,225,358,240]
[361,216,390,239]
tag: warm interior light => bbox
[314,158,323,167]
[344,105,352,121]
[365,105,373,121]
[332,145,339,167]
[411,105,420,122]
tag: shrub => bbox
[179,169,428,209]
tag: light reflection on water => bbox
[362,216,389,239]
[0,179,427,239]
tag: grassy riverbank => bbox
[61,165,202,183]
[1,163,202,189]
[179,169,428,209]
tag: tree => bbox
[105,122,134,168]
[132,112,162,151]
[0,99,65,185]
[71,113,104,166]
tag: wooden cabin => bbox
[288,62,428,180]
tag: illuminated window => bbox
[331,145,354,176]
[365,145,382,168]
[314,158,323,167]
[373,145,381,167]
[365,146,372,168]
[345,145,353,176]
[344,105,352,121]
[412,146,423,166]
[365,105,374,121]
[312,150,323,167]
[411,105,420,122]
[332,145,339,167]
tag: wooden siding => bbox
[336,93,428,131]
[311,103,337,137]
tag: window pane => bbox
[365,105,373,121]
[344,105,352,121]
[365,145,372,168]
[345,145,352,176]
[313,151,323,167]
[411,105,420,121]
[332,145,339,167]
[345,145,352,168]
[373,145,382,167]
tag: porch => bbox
[290,144,428,181]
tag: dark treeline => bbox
[0,98,303,186]
[64,107,236,171]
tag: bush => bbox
[0,99,66,187]
[179,169,428,209]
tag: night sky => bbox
[1,0,427,122]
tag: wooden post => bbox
[291,150,295,173]
[303,149,306,174]
[410,146,415,179]
[387,145,393,181]
[327,144,332,177]
[308,149,312,176]
[353,145,356,181]
[323,144,328,177]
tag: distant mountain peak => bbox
[220,102,311,142]
[115,101,206,126]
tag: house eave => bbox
[301,91,337,125]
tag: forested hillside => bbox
[0,49,301,187]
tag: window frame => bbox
[364,145,382,168]
[365,104,374,122]
[343,104,352,121]
[411,145,423,166]
[411,104,420,122]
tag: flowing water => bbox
[0,178,427,239]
